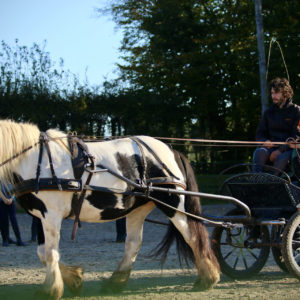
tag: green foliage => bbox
[102,0,300,172]
[1,1,300,174]
[0,40,107,135]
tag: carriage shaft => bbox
[89,165,251,222]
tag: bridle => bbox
[0,133,65,192]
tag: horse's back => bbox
[87,136,177,170]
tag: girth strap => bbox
[14,178,82,197]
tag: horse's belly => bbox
[79,204,104,222]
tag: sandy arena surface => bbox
[0,204,300,299]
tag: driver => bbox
[253,77,300,175]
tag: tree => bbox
[101,0,300,171]
[0,40,108,135]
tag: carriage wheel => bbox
[211,209,270,279]
[281,212,300,280]
[271,225,288,273]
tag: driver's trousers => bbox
[252,147,293,175]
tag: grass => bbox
[196,174,220,194]
[196,174,231,205]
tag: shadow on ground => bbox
[0,271,293,300]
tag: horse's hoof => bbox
[100,269,130,294]
[193,278,216,291]
[35,288,62,300]
[67,279,83,296]
[100,278,126,294]
[59,264,83,296]
[35,289,49,300]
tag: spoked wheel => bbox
[281,212,300,280]
[271,225,288,273]
[211,209,270,279]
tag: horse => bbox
[0,119,220,299]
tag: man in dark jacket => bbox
[253,77,300,174]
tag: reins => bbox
[154,137,299,147]
[1,133,296,234]
[81,135,300,148]
[0,143,39,168]
[1,136,298,170]
[1,134,300,182]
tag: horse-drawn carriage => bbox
[0,119,300,299]
[210,163,300,280]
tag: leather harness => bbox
[11,134,187,239]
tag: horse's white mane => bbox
[0,119,70,184]
[46,129,70,154]
[0,119,40,183]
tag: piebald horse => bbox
[0,119,219,299]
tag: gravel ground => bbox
[0,204,300,300]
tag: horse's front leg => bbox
[35,217,83,296]
[35,211,64,300]
[102,201,155,293]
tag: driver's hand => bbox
[263,140,273,149]
[270,149,281,162]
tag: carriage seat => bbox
[220,172,300,219]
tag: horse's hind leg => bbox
[170,211,220,290]
[102,201,155,293]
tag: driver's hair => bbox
[270,77,294,101]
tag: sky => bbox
[0,0,123,87]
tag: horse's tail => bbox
[153,150,219,270]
